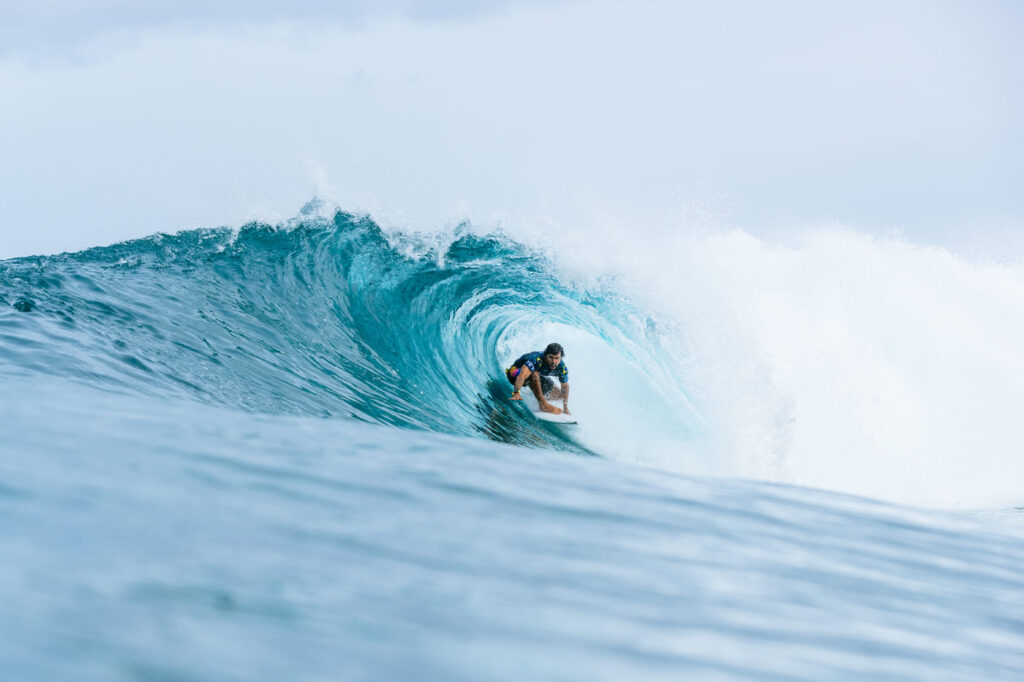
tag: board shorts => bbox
[506,366,555,394]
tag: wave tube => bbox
[0,208,699,457]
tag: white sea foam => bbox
[503,219,1024,509]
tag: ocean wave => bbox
[7,204,1024,508]
[0,208,694,455]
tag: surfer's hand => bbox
[510,392,523,401]
[563,407,571,415]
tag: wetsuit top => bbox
[511,351,569,384]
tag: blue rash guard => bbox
[506,352,569,387]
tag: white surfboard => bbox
[522,390,578,424]
[531,408,579,425]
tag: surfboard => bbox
[523,390,578,424]
[531,408,579,425]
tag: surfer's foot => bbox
[540,402,562,415]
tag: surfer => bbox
[507,343,570,415]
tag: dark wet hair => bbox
[544,342,565,357]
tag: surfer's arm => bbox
[561,382,570,414]
[510,367,531,400]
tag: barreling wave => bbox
[0,205,694,455]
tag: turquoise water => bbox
[2,210,1023,680]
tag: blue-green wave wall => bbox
[0,210,695,454]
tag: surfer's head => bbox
[543,342,564,368]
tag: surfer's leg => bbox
[530,373,561,414]
[545,382,562,400]
[526,371,542,400]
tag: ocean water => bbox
[2,209,1024,680]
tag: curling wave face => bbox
[0,209,697,455]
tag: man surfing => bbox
[506,342,570,415]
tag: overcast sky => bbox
[0,0,526,50]
[1,0,1021,258]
